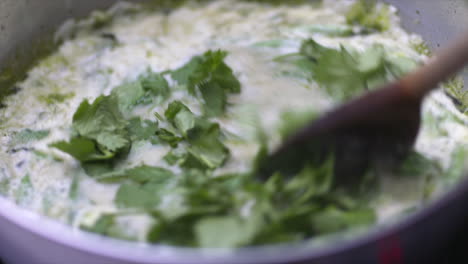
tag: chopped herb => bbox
[171,50,241,116]
[165,101,196,137]
[139,71,171,104]
[194,216,260,248]
[311,207,376,234]
[51,95,130,162]
[11,129,50,145]
[69,174,80,200]
[111,82,146,112]
[51,138,114,162]
[81,214,115,235]
[279,39,418,101]
[128,118,159,144]
[156,128,183,147]
[183,123,230,170]
[96,165,174,183]
[444,77,467,114]
[115,181,165,209]
[15,174,33,205]
[346,0,391,32]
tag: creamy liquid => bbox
[0,0,466,241]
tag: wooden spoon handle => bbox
[402,30,468,98]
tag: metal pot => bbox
[0,1,467,263]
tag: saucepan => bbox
[0,0,467,263]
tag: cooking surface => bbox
[0,1,462,264]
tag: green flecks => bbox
[38,92,75,105]
[12,129,50,145]
[15,174,33,205]
[444,77,467,114]
[346,0,391,32]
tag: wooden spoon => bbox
[258,31,468,182]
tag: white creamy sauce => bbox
[0,0,466,242]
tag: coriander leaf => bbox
[11,129,50,145]
[115,182,162,209]
[97,165,174,184]
[139,71,171,103]
[165,101,196,136]
[81,214,115,235]
[81,213,142,241]
[311,207,376,234]
[72,95,130,152]
[171,56,203,89]
[148,213,200,246]
[291,39,418,101]
[444,77,467,114]
[309,45,365,101]
[156,128,183,147]
[194,216,259,248]
[51,95,130,163]
[128,117,159,144]
[51,138,115,162]
[171,50,241,116]
[183,123,229,170]
[385,56,419,79]
[285,156,334,202]
[111,81,145,112]
[346,0,391,32]
[15,174,33,205]
[163,148,187,166]
[199,81,227,117]
[82,162,114,177]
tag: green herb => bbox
[111,82,145,112]
[12,129,50,145]
[139,71,171,104]
[69,174,80,200]
[311,207,376,234]
[164,101,196,137]
[346,0,391,32]
[15,174,33,205]
[115,182,162,209]
[81,214,115,235]
[194,216,260,248]
[110,70,171,110]
[51,95,130,162]
[183,123,229,170]
[96,165,174,183]
[444,77,467,114]
[105,165,176,208]
[81,213,141,241]
[171,50,241,116]
[279,39,418,101]
[128,118,159,144]
[156,128,183,147]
